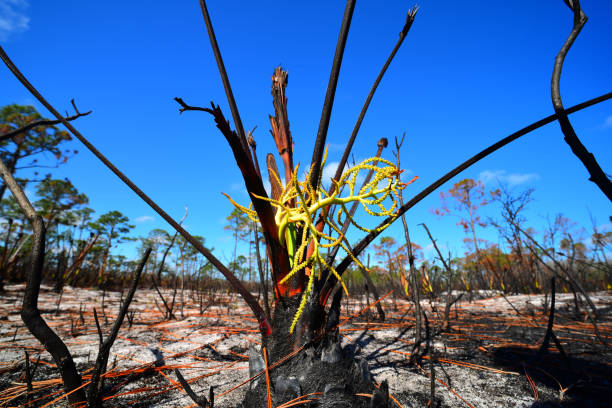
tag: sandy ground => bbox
[0,284,610,407]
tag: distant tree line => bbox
[0,104,610,304]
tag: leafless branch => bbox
[0,155,85,405]
[174,368,213,408]
[551,0,612,201]
[420,223,456,332]
[197,0,250,163]
[0,102,91,142]
[329,6,418,195]
[87,248,151,408]
[308,0,356,194]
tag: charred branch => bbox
[87,248,151,408]
[329,6,418,196]
[0,156,85,405]
[308,0,356,195]
[0,100,91,142]
[551,0,612,201]
[174,368,213,408]
[420,223,457,332]
[175,98,292,302]
[538,278,556,355]
[197,0,250,162]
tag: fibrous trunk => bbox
[240,295,390,408]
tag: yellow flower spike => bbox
[224,149,412,332]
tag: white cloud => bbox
[479,170,539,187]
[134,215,154,223]
[0,0,30,41]
[601,115,612,129]
[321,160,369,188]
[322,161,339,184]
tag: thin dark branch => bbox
[0,45,272,337]
[174,368,212,408]
[329,6,418,194]
[24,349,32,395]
[92,308,103,345]
[175,97,291,303]
[0,155,85,405]
[332,90,612,278]
[197,0,250,162]
[0,106,92,142]
[308,0,356,194]
[551,1,612,201]
[152,208,187,320]
[253,222,271,322]
[420,223,455,332]
[87,248,151,408]
[538,278,556,355]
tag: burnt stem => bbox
[538,278,556,355]
[87,248,151,408]
[174,368,212,408]
[308,0,356,195]
[0,157,85,405]
[420,223,455,331]
[197,0,250,162]
[176,98,290,305]
[551,1,612,201]
[0,104,91,142]
[329,6,418,195]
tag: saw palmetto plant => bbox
[1,0,611,406]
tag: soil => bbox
[0,284,610,407]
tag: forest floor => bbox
[0,284,610,408]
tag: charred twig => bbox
[359,255,385,321]
[328,6,418,196]
[87,248,151,408]
[151,211,186,320]
[308,0,356,194]
[24,350,32,402]
[551,0,612,201]
[539,278,556,355]
[0,100,91,142]
[309,7,418,270]
[93,308,103,345]
[0,154,85,405]
[174,368,213,408]
[420,223,457,332]
[197,0,250,161]
[393,134,423,358]
[175,97,291,304]
[0,45,272,336]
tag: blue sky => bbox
[1,0,611,266]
